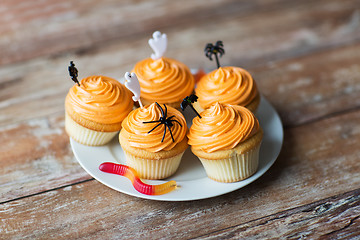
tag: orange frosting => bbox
[133,57,194,103]
[195,67,259,109]
[188,102,260,153]
[66,76,133,124]
[121,103,187,152]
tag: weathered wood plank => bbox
[0,113,91,203]
[1,108,359,239]
[1,0,360,66]
[254,43,360,126]
[194,189,360,239]
[0,0,257,65]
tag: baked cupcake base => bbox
[123,151,184,180]
[197,144,260,182]
[119,131,188,179]
[65,112,118,146]
[191,128,263,183]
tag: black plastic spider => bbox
[143,102,182,142]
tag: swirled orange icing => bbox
[188,102,260,153]
[133,57,194,103]
[121,103,187,152]
[66,76,133,124]
[195,67,259,109]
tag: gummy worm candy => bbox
[99,162,177,195]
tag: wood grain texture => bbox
[1,0,360,66]
[1,109,359,239]
[1,0,360,238]
[1,0,360,126]
[195,189,360,239]
[0,113,90,203]
[255,43,360,127]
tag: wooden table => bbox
[1,0,360,238]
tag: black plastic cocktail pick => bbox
[68,61,80,86]
[181,94,202,118]
[204,41,225,69]
[143,102,182,143]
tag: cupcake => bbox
[187,102,263,183]
[194,67,260,113]
[119,102,188,179]
[132,31,194,108]
[194,41,260,113]
[65,75,133,146]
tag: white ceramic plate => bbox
[71,96,283,201]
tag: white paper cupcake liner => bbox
[123,151,184,180]
[65,113,118,146]
[198,144,261,183]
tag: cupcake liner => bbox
[123,150,184,180]
[65,112,118,146]
[198,144,261,183]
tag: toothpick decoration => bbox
[68,61,80,86]
[124,72,143,108]
[148,31,167,60]
[181,94,202,118]
[204,41,225,69]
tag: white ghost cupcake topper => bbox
[148,31,167,60]
[124,72,143,108]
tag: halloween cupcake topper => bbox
[143,102,182,143]
[204,41,225,69]
[181,94,202,118]
[68,61,80,86]
[149,31,167,60]
[124,72,143,108]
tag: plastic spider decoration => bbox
[143,102,182,142]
